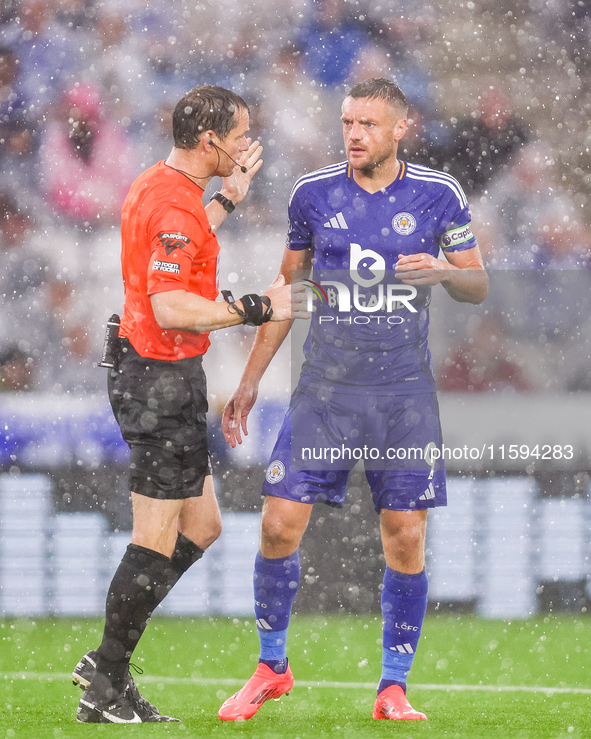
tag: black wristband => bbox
[210,191,235,214]
[222,290,273,326]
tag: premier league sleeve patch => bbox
[440,224,474,249]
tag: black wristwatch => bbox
[210,191,235,214]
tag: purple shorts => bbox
[262,386,447,513]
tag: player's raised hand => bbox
[264,274,312,321]
[221,138,263,205]
[222,383,258,447]
[394,252,449,285]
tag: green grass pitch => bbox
[1,613,591,738]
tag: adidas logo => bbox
[389,643,414,654]
[323,212,349,229]
[251,688,279,705]
[418,483,435,501]
[256,618,273,631]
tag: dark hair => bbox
[172,84,249,149]
[346,78,408,116]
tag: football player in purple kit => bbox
[218,78,488,722]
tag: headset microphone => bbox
[209,140,248,173]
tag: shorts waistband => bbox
[118,337,204,367]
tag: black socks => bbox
[93,534,204,699]
[171,532,205,575]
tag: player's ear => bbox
[394,118,407,141]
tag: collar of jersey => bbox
[346,160,406,193]
[162,161,206,192]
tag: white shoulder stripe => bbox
[406,162,467,193]
[405,166,466,193]
[405,164,468,208]
[406,162,460,180]
[298,160,348,178]
[406,170,468,209]
[289,161,348,205]
[291,161,347,189]
[406,171,467,209]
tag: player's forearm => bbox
[151,290,244,333]
[440,268,489,304]
[239,320,292,387]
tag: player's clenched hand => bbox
[394,253,449,286]
[264,275,312,321]
[222,383,258,448]
[220,139,263,206]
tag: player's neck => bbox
[352,157,401,194]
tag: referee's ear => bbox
[202,131,217,151]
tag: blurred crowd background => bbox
[0,0,590,400]
[1,0,591,618]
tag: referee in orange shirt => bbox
[72,84,307,724]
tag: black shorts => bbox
[108,339,211,500]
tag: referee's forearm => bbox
[151,291,244,333]
[204,199,230,231]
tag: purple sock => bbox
[378,567,428,695]
[253,550,300,674]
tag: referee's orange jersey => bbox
[119,162,220,360]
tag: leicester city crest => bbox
[392,212,417,235]
[266,460,286,484]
